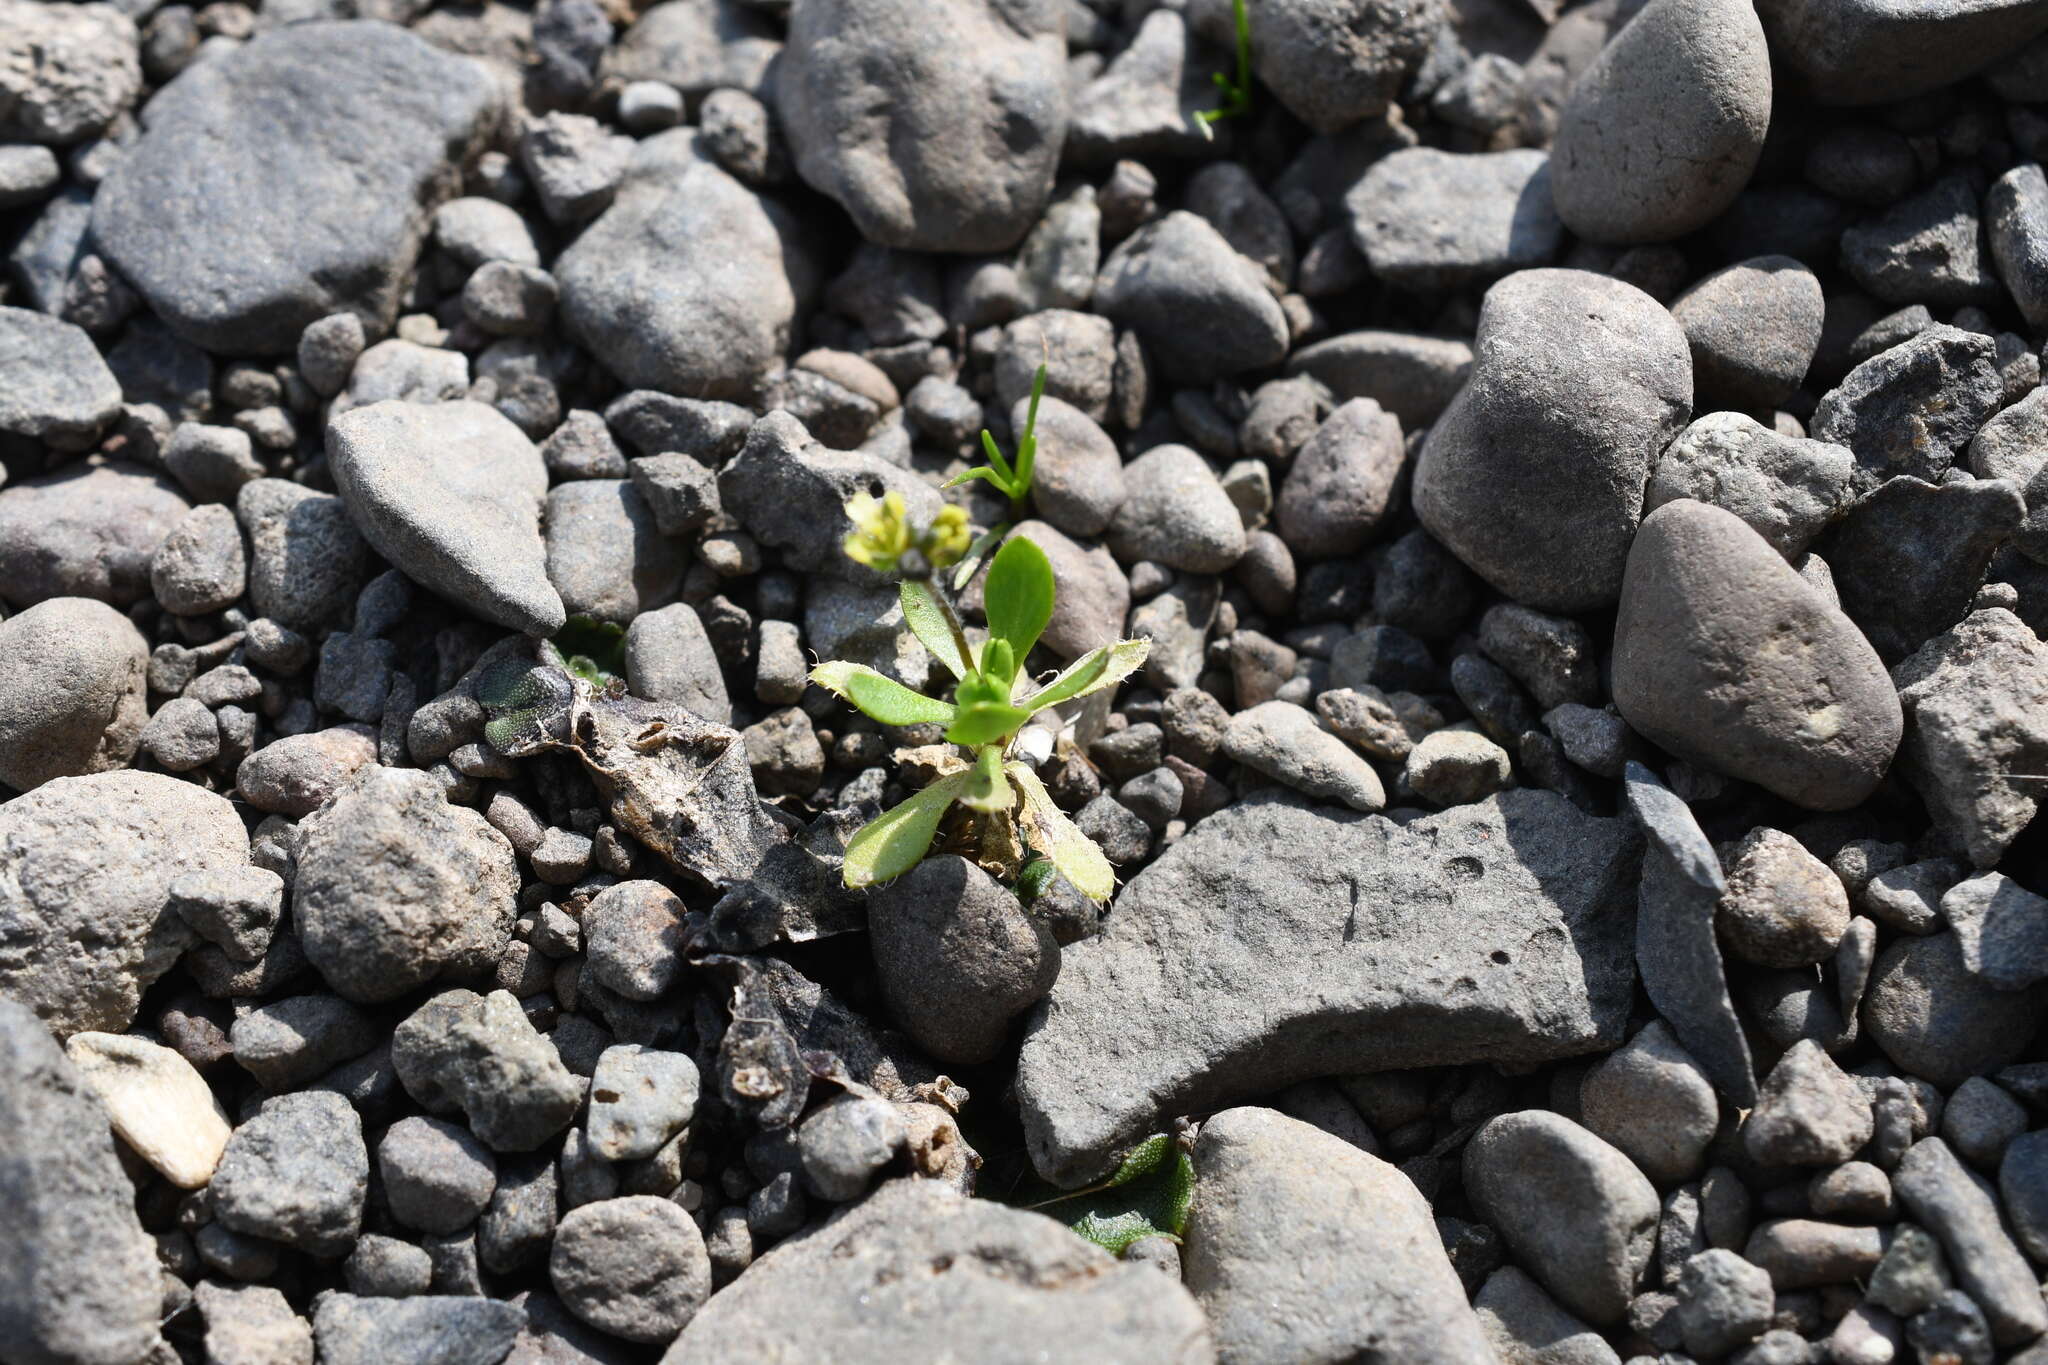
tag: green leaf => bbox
[979,429,1017,485]
[809,661,956,727]
[1013,363,1047,493]
[1015,856,1059,904]
[843,772,969,889]
[941,465,1014,495]
[553,615,628,679]
[959,744,1016,814]
[983,535,1055,663]
[946,699,1032,748]
[1022,638,1151,715]
[1034,1134,1196,1257]
[979,637,1017,691]
[898,580,970,681]
[1007,762,1116,901]
[950,524,1008,592]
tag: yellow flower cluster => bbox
[842,492,971,574]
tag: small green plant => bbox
[551,615,628,688]
[942,361,1048,588]
[1195,0,1253,137]
[1025,1132,1197,1255]
[813,495,1148,901]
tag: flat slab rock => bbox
[1015,789,1643,1187]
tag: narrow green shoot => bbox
[945,362,1048,587]
[1195,0,1253,137]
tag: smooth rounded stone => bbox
[1198,0,1435,135]
[1810,326,2001,485]
[0,771,246,1037]
[869,855,1058,1067]
[1225,701,1386,812]
[2000,1131,2048,1263]
[550,1196,710,1344]
[328,400,563,637]
[63,1031,230,1190]
[1465,1110,1660,1326]
[662,1177,1209,1360]
[1670,258,1824,409]
[235,479,371,634]
[1717,828,1852,968]
[625,603,731,725]
[211,1091,369,1257]
[1970,388,2048,526]
[1612,500,1902,810]
[0,306,123,448]
[1989,164,2048,330]
[798,1092,908,1203]
[1107,444,1247,573]
[293,765,519,1004]
[297,312,366,399]
[379,1116,498,1235]
[0,1000,164,1365]
[779,0,1063,254]
[1094,211,1289,384]
[151,503,247,617]
[582,880,687,1003]
[1808,1160,1892,1221]
[1757,0,2048,104]
[1414,269,1692,613]
[230,994,376,1092]
[1018,790,1640,1186]
[92,22,495,352]
[1580,1021,1719,1186]
[1647,412,1856,561]
[0,461,189,610]
[589,1045,699,1164]
[1550,0,1770,243]
[1403,729,1514,806]
[1862,933,2044,1089]
[433,197,540,272]
[0,596,147,792]
[1018,394,1124,537]
[1940,1075,2026,1169]
[1475,1265,1621,1365]
[1347,148,1562,292]
[1744,1218,1883,1289]
[0,143,60,209]
[1894,1137,2048,1347]
[313,1293,523,1365]
[1288,332,1472,433]
[557,128,814,402]
[543,480,686,626]
[1185,1106,1493,1363]
[0,0,139,145]
[1275,398,1404,559]
[235,725,378,817]
[1743,1039,1874,1166]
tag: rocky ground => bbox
[5,0,2048,1361]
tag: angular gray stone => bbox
[0,771,246,1038]
[556,128,814,402]
[660,1178,1211,1361]
[0,461,189,610]
[1613,500,1902,810]
[1824,475,2025,663]
[1989,162,2048,330]
[379,1115,497,1235]
[1016,789,1640,1186]
[236,479,372,634]
[605,0,780,100]
[1894,1137,2048,1347]
[192,1282,312,1365]
[93,22,498,352]
[0,0,140,146]
[1717,827,1852,969]
[0,307,122,449]
[0,597,147,792]
[1810,326,2002,485]
[1465,1110,1660,1326]
[719,411,940,581]
[152,502,249,616]
[0,998,163,1365]
[293,765,519,1004]
[1647,412,1855,561]
[1414,268,1691,612]
[1065,11,1215,165]
[1840,175,2001,309]
[625,603,731,725]
[778,0,1065,255]
[1942,873,2048,990]
[392,989,582,1153]
[1743,1039,1873,1166]
[328,400,564,637]
[230,994,377,1092]
[1185,1106,1493,1363]
[313,1295,523,1365]
[587,1045,699,1162]
[1094,211,1289,384]
[1348,148,1562,292]
[211,1091,369,1257]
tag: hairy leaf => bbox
[842,772,968,888]
[809,661,956,727]
[899,580,970,680]
[1008,762,1115,901]
[984,535,1055,663]
[946,699,1032,748]
[1023,638,1151,715]
[1036,1134,1196,1256]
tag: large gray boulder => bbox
[93,22,500,352]
[1015,789,1641,1187]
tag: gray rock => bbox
[1094,211,1289,384]
[1824,475,2024,663]
[1989,162,2048,329]
[1415,268,1691,612]
[312,1294,523,1365]
[1065,10,1215,165]
[380,1115,497,1234]
[798,1092,907,1203]
[552,1196,710,1344]
[1863,932,2044,1088]
[556,129,814,401]
[1465,1109,1660,1326]
[1627,764,1757,1105]
[1867,1221,1951,1316]
[332,339,467,414]
[294,765,518,1003]
[604,0,778,101]
[394,988,581,1152]
[151,503,248,616]
[1475,1265,1621,1365]
[1743,1040,1873,1166]
[1647,412,1855,560]
[2000,1131,2048,1263]
[587,1045,699,1162]
[162,423,264,506]
[231,994,376,1091]
[236,479,372,634]
[1969,389,2048,561]
[1942,873,2048,990]
[211,1091,368,1257]
[297,312,366,398]
[1107,444,1246,573]
[1404,729,1515,806]
[0,307,122,449]
[1894,1137,2048,1346]
[1718,828,1852,968]
[0,597,147,792]
[480,1160,559,1279]
[1185,1106,1493,1363]
[625,604,731,724]
[719,411,940,580]
[1020,395,1124,537]
[1891,608,2048,868]
[778,0,1064,254]
[1670,258,1824,409]
[0,998,163,1365]
[328,400,564,637]
[192,1281,312,1365]
[1275,398,1405,559]
[1288,329,1472,430]
[0,771,246,1037]
[1015,790,1639,1186]
[168,866,282,964]
[1224,700,1387,811]
[1348,148,1562,291]
[1674,1249,1774,1358]
[1477,604,1599,711]
[660,1177,1210,1359]
[1757,0,2048,103]
[1840,176,2000,308]
[235,725,379,818]
[1200,0,1435,135]
[869,856,1059,1067]
[1580,1021,1720,1186]
[93,23,497,352]
[0,461,189,610]
[142,700,219,775]
[1613,500,1902,810]
[544,480,686,625]
[1941,1075,2026,1169]
[1550,0,1771,243]
[582,880,687,1002]
[0,0,139,146]
[1810,326,2002,484]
